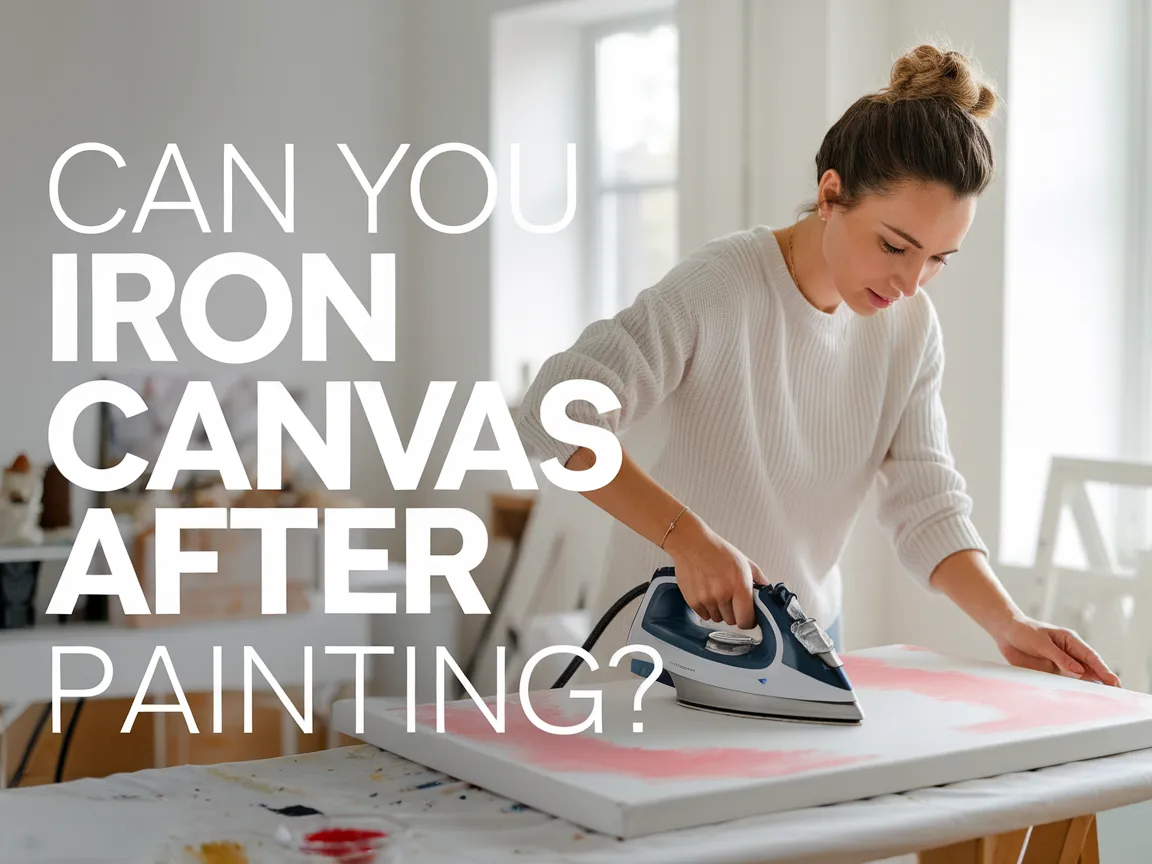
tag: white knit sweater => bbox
[514,225,986,660]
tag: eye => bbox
[883,237,949,266]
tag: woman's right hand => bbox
[662,510,770,630]
[562,446,769,629]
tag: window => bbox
[1001,0,1152,570]
[584,15,679,319]
[490,2,679,404]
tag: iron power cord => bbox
[54,697,86,784]
[7,702,52,788]
[550,582,649,690]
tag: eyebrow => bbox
[882,222,959,256]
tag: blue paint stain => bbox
[413,779,445,789]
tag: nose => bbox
[889,273,916,298]
[890,261,922,297]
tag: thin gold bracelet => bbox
[659,506,689,549]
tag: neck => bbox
[789,215,841,314]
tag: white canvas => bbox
[331,645,1152,838]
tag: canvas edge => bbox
[620,713,1152,838]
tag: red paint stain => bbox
[304,828,387,844]
[299,827,387,862]
[842,655,1152,733]
[410,693,872,780]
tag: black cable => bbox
[550,582,650,689]
[54,698,85,784]
[7,703,52,788]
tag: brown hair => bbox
[806,43,998,214]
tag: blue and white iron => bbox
[626,568,863,724]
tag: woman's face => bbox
[820,176,977,316]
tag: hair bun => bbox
[885,43,997,120]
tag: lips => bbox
[867,288,896,309]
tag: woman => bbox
[514,43,1120,687]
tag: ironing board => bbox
[2,741,1151,862]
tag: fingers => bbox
[739,562,766,628]
[682,589,717,623]
[691,601,723,623]
[1004,626,1124,687]
[690,595,747,626]
[1056,630,1123,687]
[1002,645,1059,675]
[718,599,737,627]
[1030,631,1086,677]
[732,588,756,630]
[676,549,764,627]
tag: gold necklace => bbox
[786,225,800,289]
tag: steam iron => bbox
[626,568,863,724]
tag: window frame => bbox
[579,9,679,322]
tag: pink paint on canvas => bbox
[402,695,873,781]
[842,654,1152,733]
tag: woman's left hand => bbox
[991,615,1122,686]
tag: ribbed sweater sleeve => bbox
[875,303,988,588]
[514,257,709,467]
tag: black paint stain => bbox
[262,804,323,817]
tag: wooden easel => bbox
[920,813,1098,864]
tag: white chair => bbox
[1030,456,1152,691]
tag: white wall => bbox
[676,0,747,254]
[491,12,587,403]
[0,1,412,517]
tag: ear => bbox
[816,169,843,220]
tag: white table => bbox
[2,740,1151,862]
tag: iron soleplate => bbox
[670,674,864,726]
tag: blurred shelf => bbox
[0,540,74,564]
